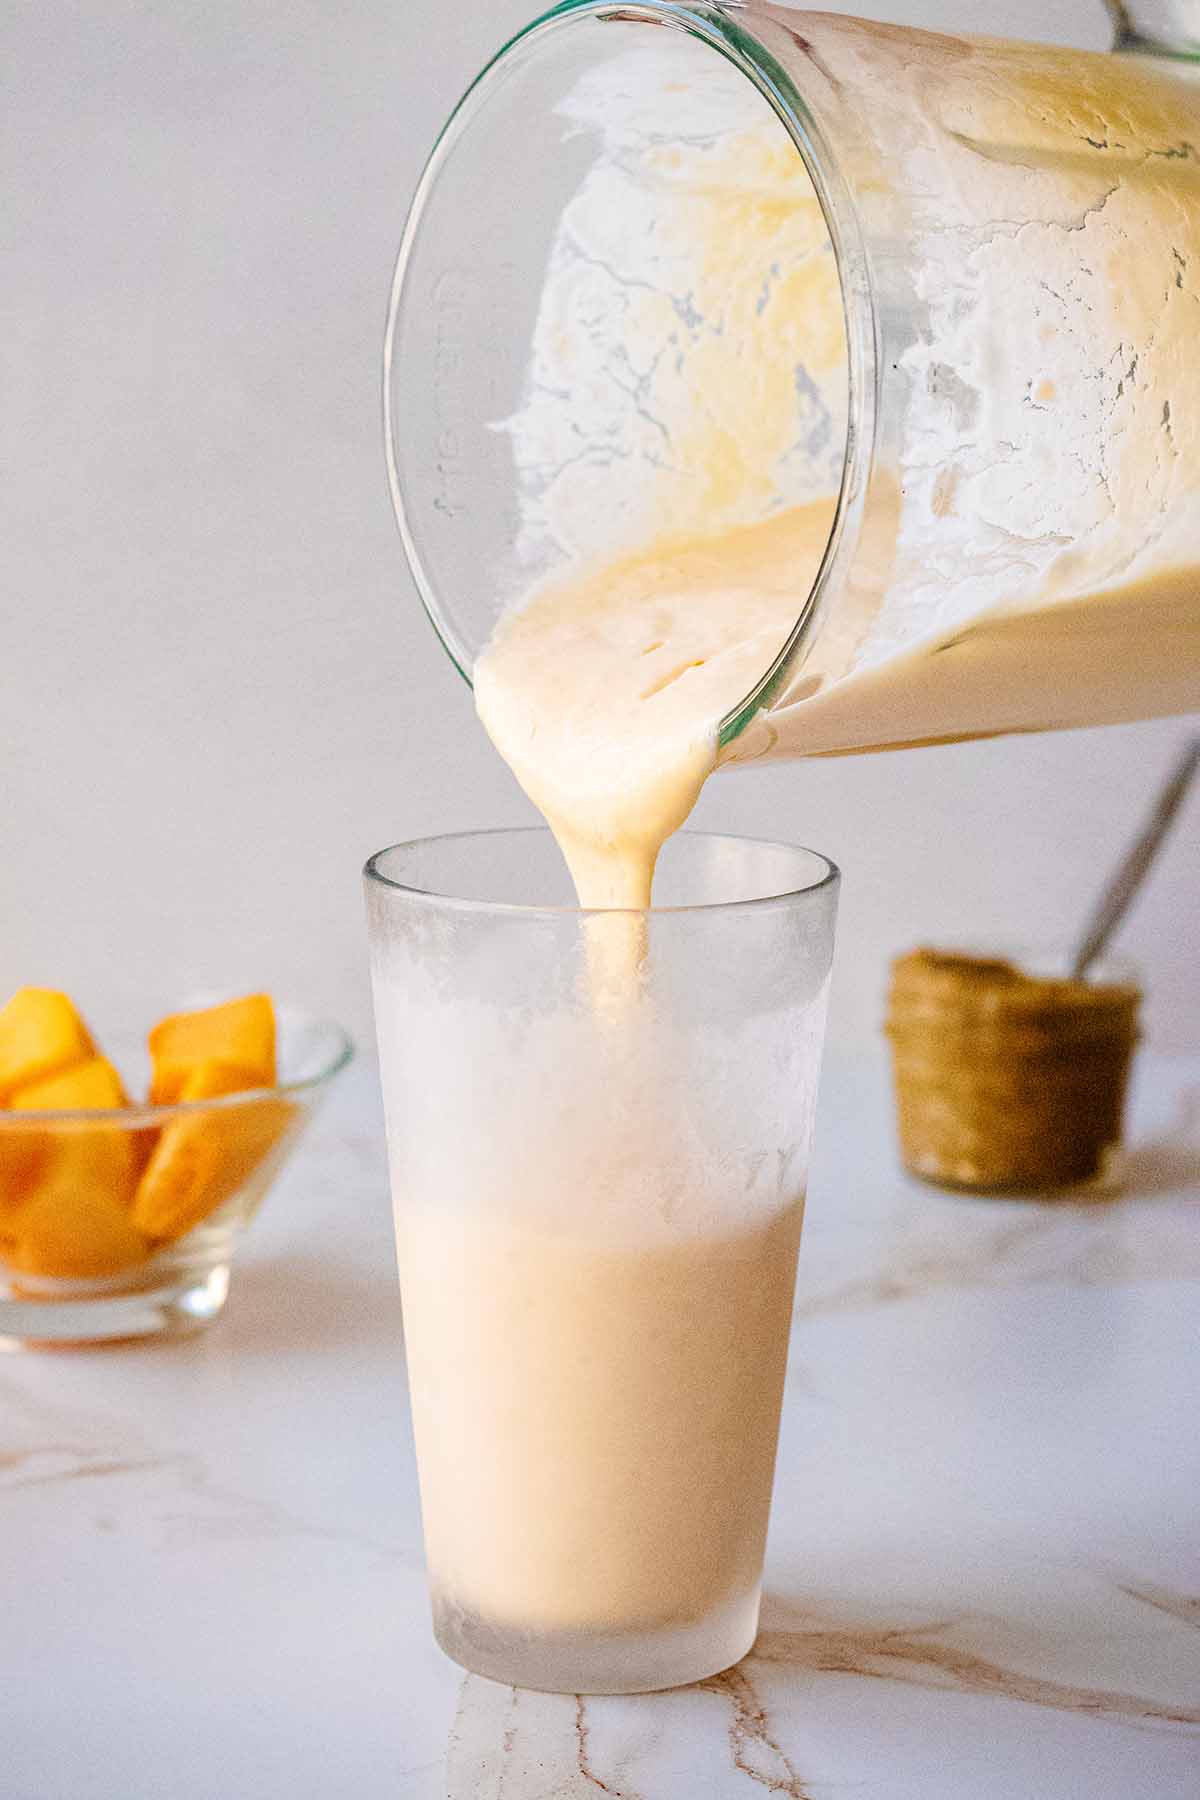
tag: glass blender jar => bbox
[385,2,1200,759]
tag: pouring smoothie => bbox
[375,4,1200,1694]
[471,22,1200,916]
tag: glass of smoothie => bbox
[365,828,838,1694]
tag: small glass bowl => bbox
[0,1008,352,1347]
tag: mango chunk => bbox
[1,1057,138,1222]
[9,1185,149,1280]
[132,1060,295,1241]
[11,1056,129,1112]
[172,1060,270,1103]
[47,1129,140,1210]
[0,989,95,1100]
[148,995,276,1106]
[5,1051,146,1277]
[0,1132,42,1218]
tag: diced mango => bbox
[9,1185,149,1279]
[172,1060,270,1103]
[148,995,276,1105]
[0,989,95,1100]
[42,1124,140,1209]
[132,1060,295,1241]
[0,1128,46,1217]
[5,1050,146,1279]
[1,1057,138,1222]
[11,1056,129,1112]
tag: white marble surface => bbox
[3,1049,1198,1799]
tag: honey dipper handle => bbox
[1071,736,1200,979]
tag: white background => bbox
[2,0,1195,1056]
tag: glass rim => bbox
[383,0,876,746]
[363,826,839,919]
[0,1009,354,1129]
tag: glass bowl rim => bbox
[0,1006,354,1128]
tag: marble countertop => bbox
[4,1049,1198,1799]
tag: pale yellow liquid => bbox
[400,1198,803,1633]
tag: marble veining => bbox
[1110,1576,1200,1631]
[446,1580,1200,1800]
[697,1664,815,1797]
[793,1190,1200,1321]
[750,1607,1200,1727]
[0,1347,417,1566]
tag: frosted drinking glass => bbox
[365,830,838,1693]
